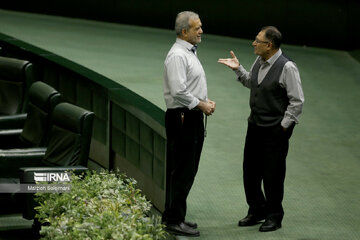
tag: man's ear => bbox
[181,28,187,36]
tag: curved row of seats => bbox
[0,56,95,221]
[0,56,34,118]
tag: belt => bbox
[167,107,201,112]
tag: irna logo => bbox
[34,172,71,182]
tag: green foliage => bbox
[34,170,166,240]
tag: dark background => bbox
[1,0,359,51]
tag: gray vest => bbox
[249,54,290,127]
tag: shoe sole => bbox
[238,218,265,227]
[166,229,200,237]
[238,221,264,227]
[259,225,281,232]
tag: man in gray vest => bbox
[218,26,304,232]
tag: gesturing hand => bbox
[218,51,240,70]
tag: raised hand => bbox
[218,51,240,70]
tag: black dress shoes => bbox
[165,222,200,237]
[238,214,265,226]
[184,221,198,229]
[259,218,282,232]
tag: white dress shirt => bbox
[163,38,208,110]
[234,49,304,128]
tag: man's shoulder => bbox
[273,53,296,69]
[284,60,298,71]
[166,45,189,61]
[169,43,188,55]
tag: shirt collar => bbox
[261,49,282,66]
[176,38,196,52]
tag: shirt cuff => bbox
[188,98,200,110]
[281,117,294,128]
[233,65,247,78]
[233,67,242,77]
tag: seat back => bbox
[19,81,61,147]
[42,102,94,167]
[0,56,34,115]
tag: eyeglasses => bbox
[254,38,270,44]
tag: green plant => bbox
[35,170,166,240]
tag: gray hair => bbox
[175,11,199,36]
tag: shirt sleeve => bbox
[233,59,259,88]
[165,55,200,109]
[234,65,251,88]
[280,62,305,128]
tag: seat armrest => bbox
[0,113,27,130]
[20,165,88,220]
[19,166,89,183]
[0,129,24,149]
[0,148,46,178]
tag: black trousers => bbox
[162,108,204,224]
[243,122,294,221]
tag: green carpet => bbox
[0,9,359,240]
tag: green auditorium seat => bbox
[0,101,94,178]
[19,102,94,220]
[0,56,35,129]
[0,102,94,221]
[0,81,61,150]
[0,81,61,216]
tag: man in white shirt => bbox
[163,11,215,237]
[218,26,304,232]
